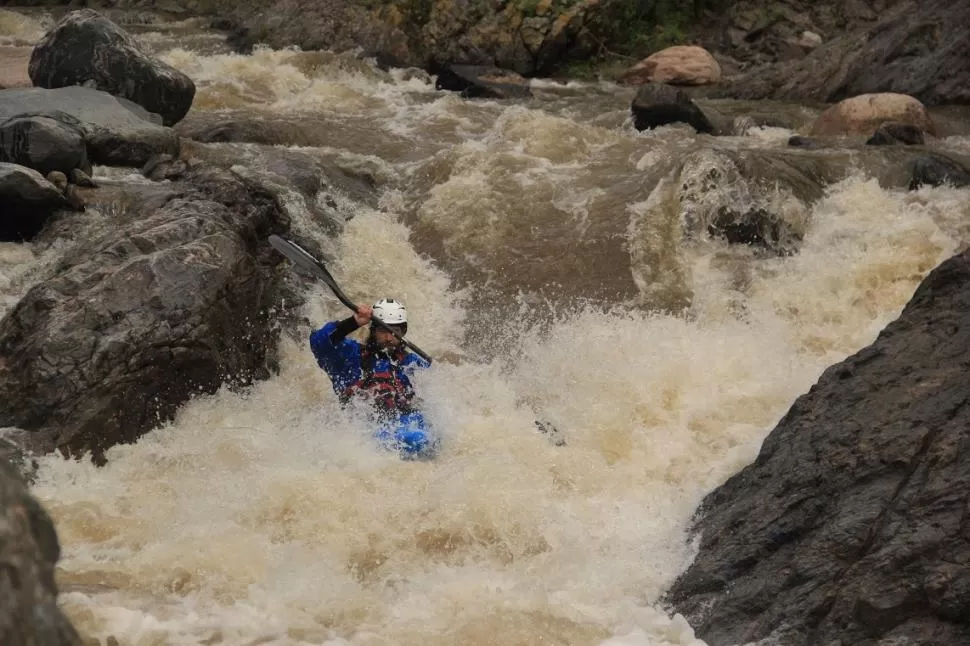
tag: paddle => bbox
[268,234,433,365]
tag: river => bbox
[2,8,969,646]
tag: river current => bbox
[2,9,970,646]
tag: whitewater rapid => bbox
[1,7,969,646]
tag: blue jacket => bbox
[310,320,429,408]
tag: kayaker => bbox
[310,298,436,459]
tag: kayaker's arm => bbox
[328,316,360,344]
[310,320,363,392]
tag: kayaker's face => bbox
[374,326,403,350]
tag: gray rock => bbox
[69,168,96,187]
[0,86,180,167]
[0,115,89,177]
[28,9,195,126]
[0,428,38,484]
[867,121,927,146]
[433,64,533,100]
[0,165,290,463]
[666,248,970,646]
[0,163,68,241]
[45,171,67,192]
[908,153,970,190]
[788,135,821,148]
[141,153,188,181]
[631,83,718,134]
[0,459,82,646]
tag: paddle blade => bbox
[268,235,355,310]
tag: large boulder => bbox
[0,461,82,646]
[0,162,69,241]
[28,9,195,126]
[0,165,290,462]
[0,114,89,176]
[618,45,722,86]
[666,248,970,646]
[810,93,935,137]
[0,86,180,167]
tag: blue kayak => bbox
[373,411,439,460]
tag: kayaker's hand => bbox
[354,305,373,327]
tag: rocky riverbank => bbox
[665,248,970,646]
[0,5,968,645]
[5,0,966,107]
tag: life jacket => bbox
[339,343,415,418]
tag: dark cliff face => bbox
[705,0,970,106]
[665,247,970,646]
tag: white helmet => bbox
[372,298,407,325]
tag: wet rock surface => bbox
[0,162,70,241]
[666,248,970,646]
[0,86,180,167]
[28,9,195,126]
[0,460,81,646]
[0,165,290,462]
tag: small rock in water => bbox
[809,92,935,137]
[46,170,68,192]
[70,168,97,187]
[65,184,85,211]
[866,121,926,146]
[787,135,819,148]
[433,64,533,99]
[630,83,717,134]
[535,419,566,446]
[142,153,188,181]
[908,153,970,190]
[618,45,722,86]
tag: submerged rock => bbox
[676,148,831,255]
[433,64,533,99]
[866,121,927,146]
[666,248,970,646]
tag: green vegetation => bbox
[605,0,691,55]
[405,0,434,26]
[517,0,584,18]
[572,0,726,78]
